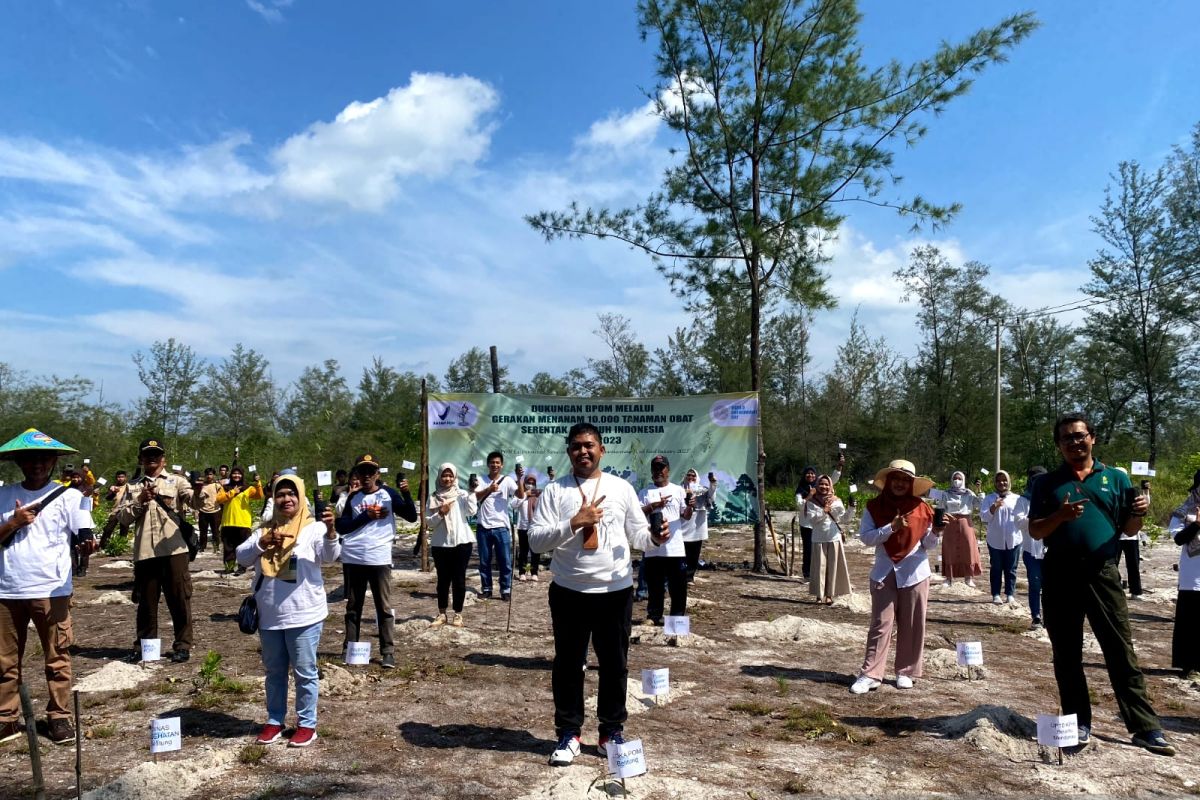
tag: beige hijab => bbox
[260,475,312,578]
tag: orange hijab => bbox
[867,487,933,564]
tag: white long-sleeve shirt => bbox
[236,520,341,630]
[980,492,1025,550]
[928,488,980,517]
[794,469,842,509]
[425,491,478,549]
[800,498,846,544]
[639,483,686,557]
[1169,514,1200,592]
[859,508,940,588]
[1017,495,1043,559]
[528,472,654,593]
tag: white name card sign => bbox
[1130,461,1151,476]
[641,668,670,696]
[663,615,690,636]
[379,467,389,474]
[150,716,182,753]
[838,442,847,450]
[97,477,109,486]
[140,638,162,662]
[607,738,648,778]
[956,641,983,666]
[1036,713,1079,748]
[515,454,524,463]
[471,459,484,468]
[848,484,858,494]
[344,641,372,665]
[316,470,333,487]
[171,465,182,472]
[401,460,416,471]
[247,464,257,473]
[979,468,989,475]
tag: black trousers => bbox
[1042,555,1160,733]
[431,544,472,613]
[343,563,395,658]
[222,526,251,565]
[516,529,540,576]
[133,553,193,653]
[644,556,688,622]
[1173,590,1200,673]
[198,511,222,552]
[800,527,814,578]
[549,582,633,738]
[1115,539,1143,595]
[684,540,703,582]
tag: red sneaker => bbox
[288,726,317,748]
[255,724,284,745]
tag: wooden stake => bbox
[419,378,430,573]
[19,683,46,800]
[74,690,82,800]
[505,522,516,633]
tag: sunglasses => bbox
[1059,432,1091,444]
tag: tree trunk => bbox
[750,258,765,574]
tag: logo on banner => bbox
[429,401,479,429]
[709,397,759,427]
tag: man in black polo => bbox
[1029,413,1174,756]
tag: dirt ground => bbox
[5,516,1200,799]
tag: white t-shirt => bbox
[527,473,653,593]
[340,487,395,566]
[639,483,686,558]
[1169,514,1200,592]
[0,484,94,599]
[476,474,518,530]
[236,521,341,630]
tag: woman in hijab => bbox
[682,468,716,583]
[794,466,819,579]
[236,475,339,748]
[850,460,945,694]
[516,473,541,581]
[425,463,478,627]
[1168,470,1200,679]
[930,470,982,587]
[800,474,852,604]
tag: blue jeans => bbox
[1023,551,1043,623]
[260,621,323,728]
[476,526,512,595]
[989,545,1021,598]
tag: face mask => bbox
[951,478,964,490]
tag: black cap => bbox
[139,438,165,455]
[354,453,382,471]
[650,454,670,469]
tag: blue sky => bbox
[2,0,1197,403]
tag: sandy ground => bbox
[4,520,1200,799]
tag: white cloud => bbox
[246,0,294,24]
[272,73,500,210]
[578,100,660,150]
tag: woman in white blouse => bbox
[980,470,1026,605]
[929,471,982,587]
[850,460,945,695]
[425,463,479,627]
[800,474,852,604]
[236,475,340,749]
[1168,470,1200,679]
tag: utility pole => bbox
[994,319,1002,473]
[489,346,501,393]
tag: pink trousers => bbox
[859,571,929,679]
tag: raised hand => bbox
[12,500,37,527]
[439,501,452,517]
[571,496,606,531]
[1058,494,1088,521]
[321,507,336,535]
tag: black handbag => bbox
[153,494,198,561]
[238,572,266,634]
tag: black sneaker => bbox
[46,718,74,745]
[1063,724,1091,755]
[501,592,511,602]
[480,591,493,600]
[0,721,22,744]
[169,650,191,664]
[381,654,396,670]
[1132,729,1176,756]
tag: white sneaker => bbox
[992,595,1003,605]
[896,675,914,689]
[1007,595,1017,606]
[849,675,881,694]
[942,577,952,587]
[965,579,976,588]
[548,734,581,766]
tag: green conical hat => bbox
[0,428,79,460]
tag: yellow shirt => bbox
[217,483,263,528]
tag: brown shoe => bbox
[46,718,74,745]
[0,720,22,744]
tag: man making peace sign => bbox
[528,422,668,767]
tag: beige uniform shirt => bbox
[194,482,221,514]
[117,472,195,561]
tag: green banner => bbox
[427,392,760,524]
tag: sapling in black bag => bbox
[238,572,266,635]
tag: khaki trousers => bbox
[0,596,74,722]
[860,572,929,679]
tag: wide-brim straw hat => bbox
[0,428,78,461]
[872,459,934,496]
